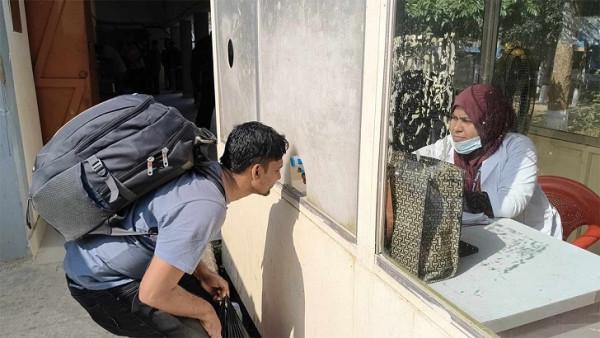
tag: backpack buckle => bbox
[87,155,108,177]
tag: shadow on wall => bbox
[261,198,305,337]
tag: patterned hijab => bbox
[452,84,516,192]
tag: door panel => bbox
[25,0,95,143]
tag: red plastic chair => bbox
[538,176,600,249]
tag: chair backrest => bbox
[538,176,600,240]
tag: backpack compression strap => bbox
[87,155,138,203]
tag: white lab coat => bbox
[416,133,562,239]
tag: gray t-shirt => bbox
[64,163,227,290]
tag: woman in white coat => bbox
[416,84,562,239]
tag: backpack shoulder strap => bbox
[195,163,226,199]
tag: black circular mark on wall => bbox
[227,39,234,68]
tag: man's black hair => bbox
[220,121,288,173]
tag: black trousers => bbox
[67,275,214,337]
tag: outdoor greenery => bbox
[499,0,563,64]
[398,0,485,37]
[569,106,600,137]
[400,0,563,58]
[396,0,600,139]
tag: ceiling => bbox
[93,0,210,28]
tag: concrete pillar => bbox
[0,3,30,261]
[180,19,193,98]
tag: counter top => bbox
[430,218,600,332]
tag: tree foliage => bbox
[397,0,564,66]
[399,0,562,46]
[398,0,484,38]
[499,0,563,61]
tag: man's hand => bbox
[200,270,229,301]
[139,256,223,337]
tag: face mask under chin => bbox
[451,136,482,155]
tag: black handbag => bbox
[217,297,250,338]
[387,151,463,282]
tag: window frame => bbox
[373,0,505,335]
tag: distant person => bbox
[162,39,174,90]
[122,42,146,93]
[192,33,215,129]
[64,122,288,337]
[147,40,162,94]
[96,43,127,99]
[162,39,181,91]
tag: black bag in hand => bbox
[217,297,250,338]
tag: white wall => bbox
[2,0,45,254]
[222,191,354,337]
[3,0,42,189]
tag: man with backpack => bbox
[63,121,288,337]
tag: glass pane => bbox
[390,1,484,153]
[385,0,484,266]
[496,0,600,138]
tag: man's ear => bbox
[250,163,262,180]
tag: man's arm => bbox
[139,255,221,338]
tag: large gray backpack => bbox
[28,94,218,240]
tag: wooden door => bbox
[25,0,97,143]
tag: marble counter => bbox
[431,218,600,332]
